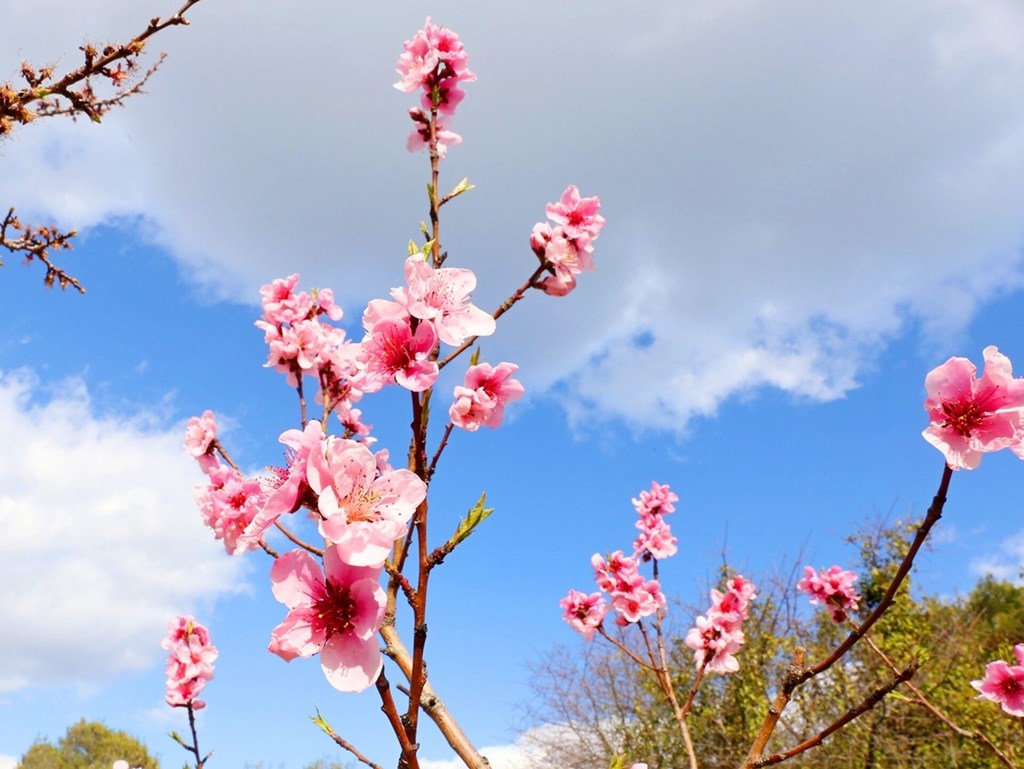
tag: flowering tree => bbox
[13,9,1018,769]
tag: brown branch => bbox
[2,0,203,291]
[741,462,953,768]
[863,634,1018,769]
[757,662,919,766]
[380,624,491,769]
[0,208,82,292]
[317,717,383,769]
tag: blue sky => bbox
[2,2,1024,768]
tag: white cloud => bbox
[970,530,1024,584]
[0,755,16,769]
[0,369,246,694]
[3,0,1024,432]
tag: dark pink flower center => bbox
[1000,676,1023,696]
[941,398,988,437]
[314,581,358,640]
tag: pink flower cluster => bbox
[561,483,679,639]
[684,575,757,674]
[632,481,678,561]
[184,410,217,472]
[797,565,860,624]
[256,274,365,422]
[530,185,605,296]
[186,411,268,556]
[972,643,1024,718]
[593,550,667,625]
[450,361,524,431]
[395,18,476,158]
[923,346,1024,470]
[161,615,217,709]
[362,256,496,393]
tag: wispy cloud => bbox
[970,530,1024,584]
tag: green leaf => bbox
[452,493,493,547]
[469,347,481,367]
[310,705,331,735]
[447,177,475,200]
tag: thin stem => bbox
[318,721,383,769]
[273,520,323,556]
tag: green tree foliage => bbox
[527,521,1024,769]
[16,719,159,769]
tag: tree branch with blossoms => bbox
[178,17,605,769]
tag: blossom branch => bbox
[801,463,952,683]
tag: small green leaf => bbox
[469,347,481,367]
[310,705,331,735]
[447,177,475,200]
[408,239,419,257]
[452,493,493,547]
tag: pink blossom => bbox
[611,579,666,625]
[923,345,1024,470]
[393,256,495,346]
[308,436,427,567]
[394,18,475,111]
[685,614,745,674]
[269,547,385,692]
[529,188,603,296]
[406,109,462,159]
[632,481,678,517]
[184,410,218,472]
[238,421,325,550]
[449,361,525,431]
[797,565,860,624]
[685,575,756,674]
[633,514,677,561]
[194,463,266,555]
[972,644,1024,717]
[560,589,607,640]
[592,551,643,594]
[546,184,606,241]
[259,273,313,326]
[161,616,217,709]
[631,481,679,561]
[361,306,439,392]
